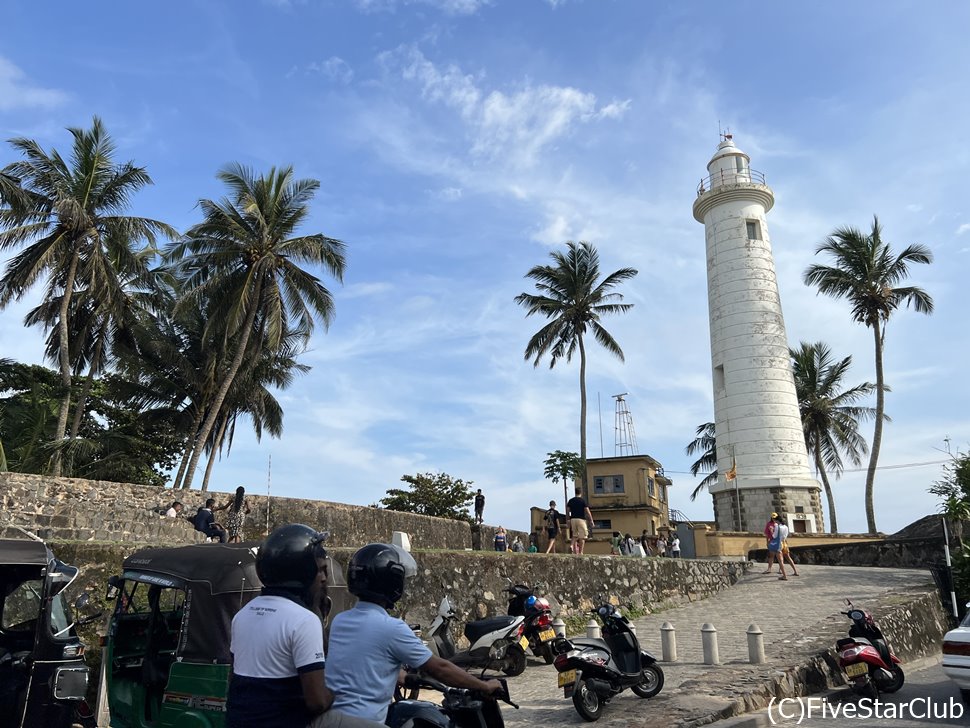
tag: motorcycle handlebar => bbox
[401,673,518,709]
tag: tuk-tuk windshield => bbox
[1,578,73,637]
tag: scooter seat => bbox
[464,616,518,645]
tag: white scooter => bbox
[425,596,529,676]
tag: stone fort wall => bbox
[0,472,527,549]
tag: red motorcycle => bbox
[835,600,905,699]
[506,583,557,664]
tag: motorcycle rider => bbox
[326,543,503,723]
[226,524,379,728]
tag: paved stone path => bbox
[495,563,934,727]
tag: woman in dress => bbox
[223,486,251,543]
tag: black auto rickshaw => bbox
[0,538,91,728]
[103,541,352,728]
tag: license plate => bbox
[557,669,576,688]
[518,635,530,651]
[845,662,868,678]
[539,628,556,642]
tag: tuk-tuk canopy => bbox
[119,541,351,665]
[122,542,261,594]
[0,538,51,566]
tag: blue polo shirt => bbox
[326,601,433,723]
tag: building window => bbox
[660,484,667,503]
[591,519,612,530]
[647,476,656,497]
[746,220,761,240]
[713,364,725,392]
[735,156,745,173]
[794,506,804,513]
[593,475,625,494]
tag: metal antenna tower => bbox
[613,393,638,456]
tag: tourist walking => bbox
[566,487,594,555]
[543,500,561,553]
[223,486,251,543]
[763,515,787,579]
[777,517,799,576]
[656,535,667,557]
[670,535,681,558]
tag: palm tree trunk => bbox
[51,251,80,477]
[578,335,588,496]
[172,406,206,489]
[864,324,886,534]
[201,414,229,492]
[181,277,262,489]
[813,446,839,533]
[69,335,104,440]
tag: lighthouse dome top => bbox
[706,134,750,170]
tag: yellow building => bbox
[530,454,672,555]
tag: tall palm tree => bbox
[790,342,877,533]
[0,117,172,475]
[804,216,933,533]
[166,164,346,490]
[685,422,718,501]
[515,241,637,491]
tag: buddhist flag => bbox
[725,457,737,481]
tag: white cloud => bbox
[384,46,632,168]
[355,0,491,15]
[308,57,354,84]
[0,57,67,111]
[956,223,970,235]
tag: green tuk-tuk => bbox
[0,538,91,728]
[103,541,351,728]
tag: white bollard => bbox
[660,621,677,662]
[552,618,566,638]
[391,531,412,552]
[747,624,765,664]
[701,623,719,665]
[586,620,601,639]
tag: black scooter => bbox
[552,603,664,721]
[387,674,518,728]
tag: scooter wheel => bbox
[572,678,603,722]
[881,664,904,693]
[631,664,664,698]
[539,642,555,665]
[502,645,526,677]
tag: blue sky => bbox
[1,1,967,535]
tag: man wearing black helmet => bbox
[326,543,502,723]
[226,524,382,728]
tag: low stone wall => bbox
[749,537,946,569]
[0,472,527,550]
[51,542,752,639]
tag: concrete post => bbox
[660,621,677,662]
[552,618,566,638]
[701,623,719,665]
[586,620,601,639]
[747,623,765,664]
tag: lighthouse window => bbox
[735,156,745,173]
[746,220,761,240]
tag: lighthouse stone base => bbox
[712,480,824,534]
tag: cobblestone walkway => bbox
[496,563,934,727]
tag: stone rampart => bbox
[0,472,527,549]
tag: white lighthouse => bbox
[692,135,822,533]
